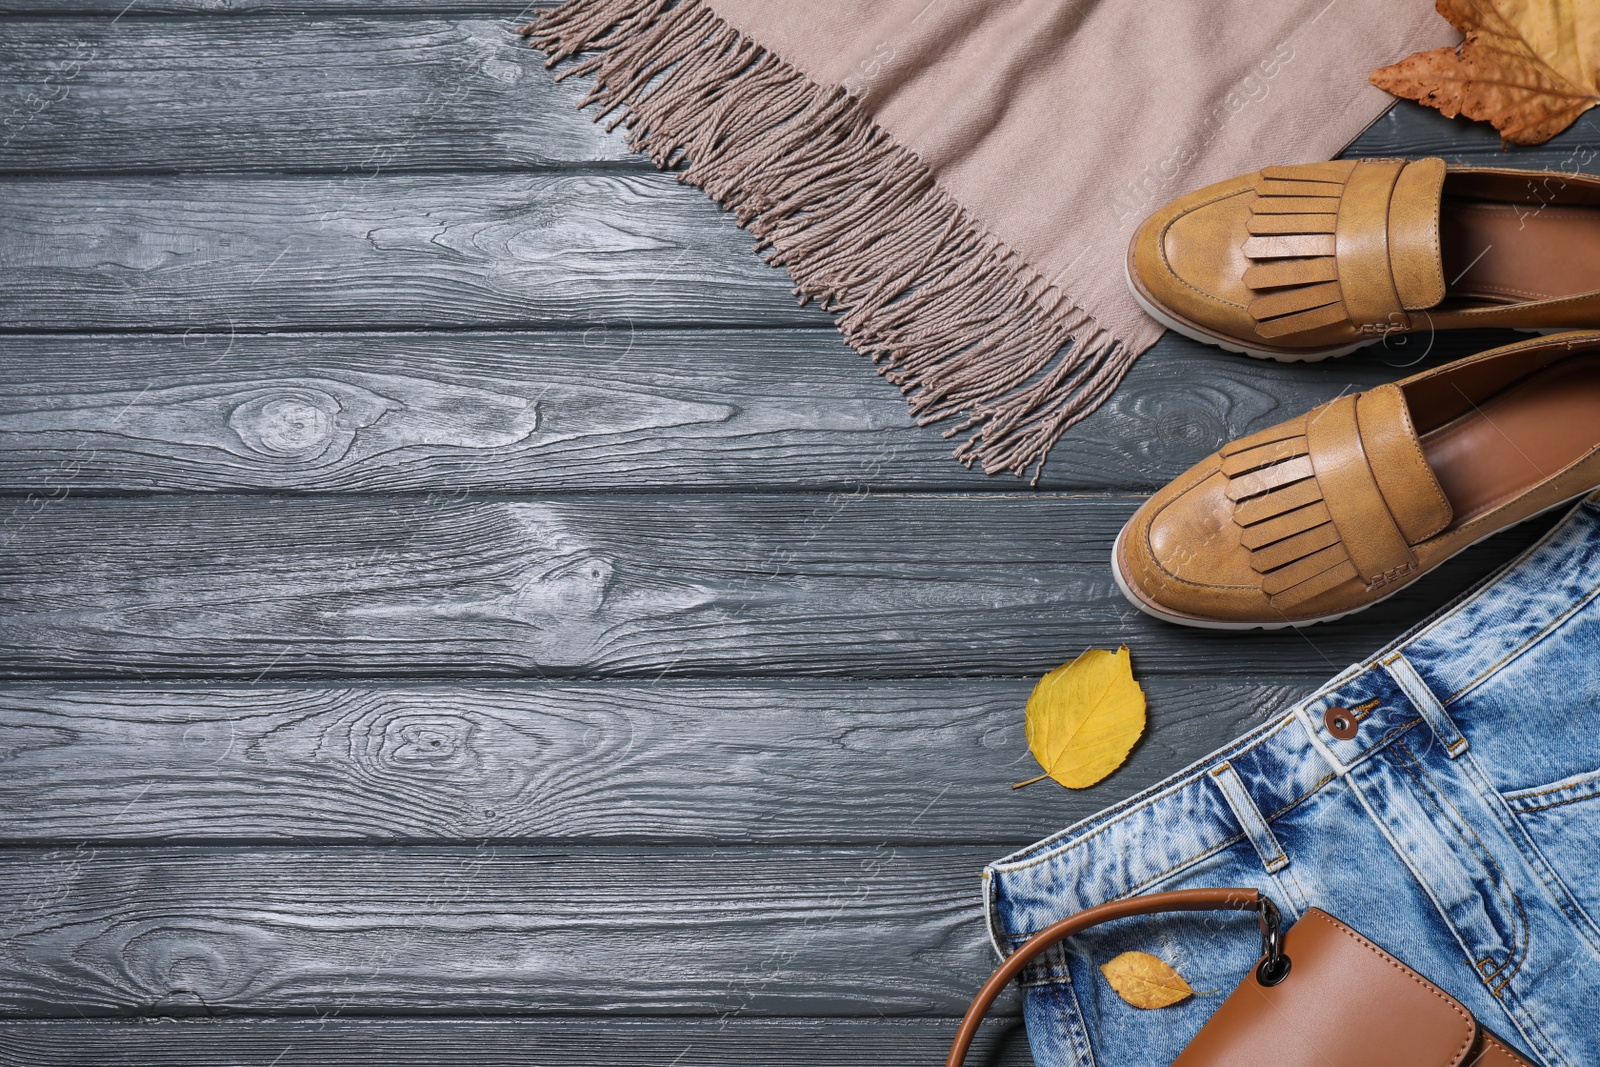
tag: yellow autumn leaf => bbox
[1100,951,1195,1009]
[1014,646,1146,790]
[1370,0,1600,145]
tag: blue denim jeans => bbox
[986,492,1600,1067]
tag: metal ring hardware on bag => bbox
[948,887,1547,1067]
[945,888,1281,1067]
[1255,893,1290,985]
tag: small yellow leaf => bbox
[1017,646,1146,790]
[1100,951,1194,1009]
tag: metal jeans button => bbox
[1324,707,1360,740]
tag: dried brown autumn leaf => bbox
[1100,951,1196,1009]
[1013,646,1146,790]
[1370,0,1600,146]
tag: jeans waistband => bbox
[985,492,1600,950]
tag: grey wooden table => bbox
[1,5,1593,1064]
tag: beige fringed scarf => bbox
[521,0,1455,478]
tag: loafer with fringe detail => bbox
[1127,156,1600,361]
[1113,332,1600,629]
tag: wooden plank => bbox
[0,844,1018,1016]
[0,328,1467,493]
[8,176,1588,336]
[0,1017,1033,1066]
[0,676,1305,843]
[0,16,629,172]
[1,18,1598,173]
[1348,101,1600,164]
[0,494,1548,678]
[0,174,810,330]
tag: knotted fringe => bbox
[1242,162,1353,340]
[1221,422,1358,608]
[520,0,1134,479]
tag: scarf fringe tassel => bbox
[521,0,1137,479]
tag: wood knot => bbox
[380,716,467,767]
[228,389,346,461]
[123,924,268,1003]
[515,555,615,618]
[1139,386,1229,453]
[380,714,474,769]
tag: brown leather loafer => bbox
[1113,331,1600,629]
[1128,157,1600,361]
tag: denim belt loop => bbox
[1293,698,1352,775]
[1208,762,1290,873]
[1383,652,1468,758]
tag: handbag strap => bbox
[947,887,1274,1067]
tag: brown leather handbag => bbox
[947,888,1539,1067]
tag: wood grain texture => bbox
[0,17,628,171]
[0,1017,1032,1066]
[0,844,1018,1017]
[0,16,1596,175]
[0,677,1304,844]
[1347,100,1600,163]
[6,177,1590,340]
[5,3,1596,1056]
[0,174,810,330]
[0,495,1550,679]
[0,328,1486,493]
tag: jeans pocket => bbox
[1504,767,1600,916]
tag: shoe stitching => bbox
[1135,462,1265,595]
[1457,287,1600,314]
[1444,471,1600,542]
[1383,387,1452,537]
[1421,165,1443,304]
[1139,478,1355,603]
[1140,514,1263,594]
[1155,185,1253,313]
[1457,282,1556,301]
